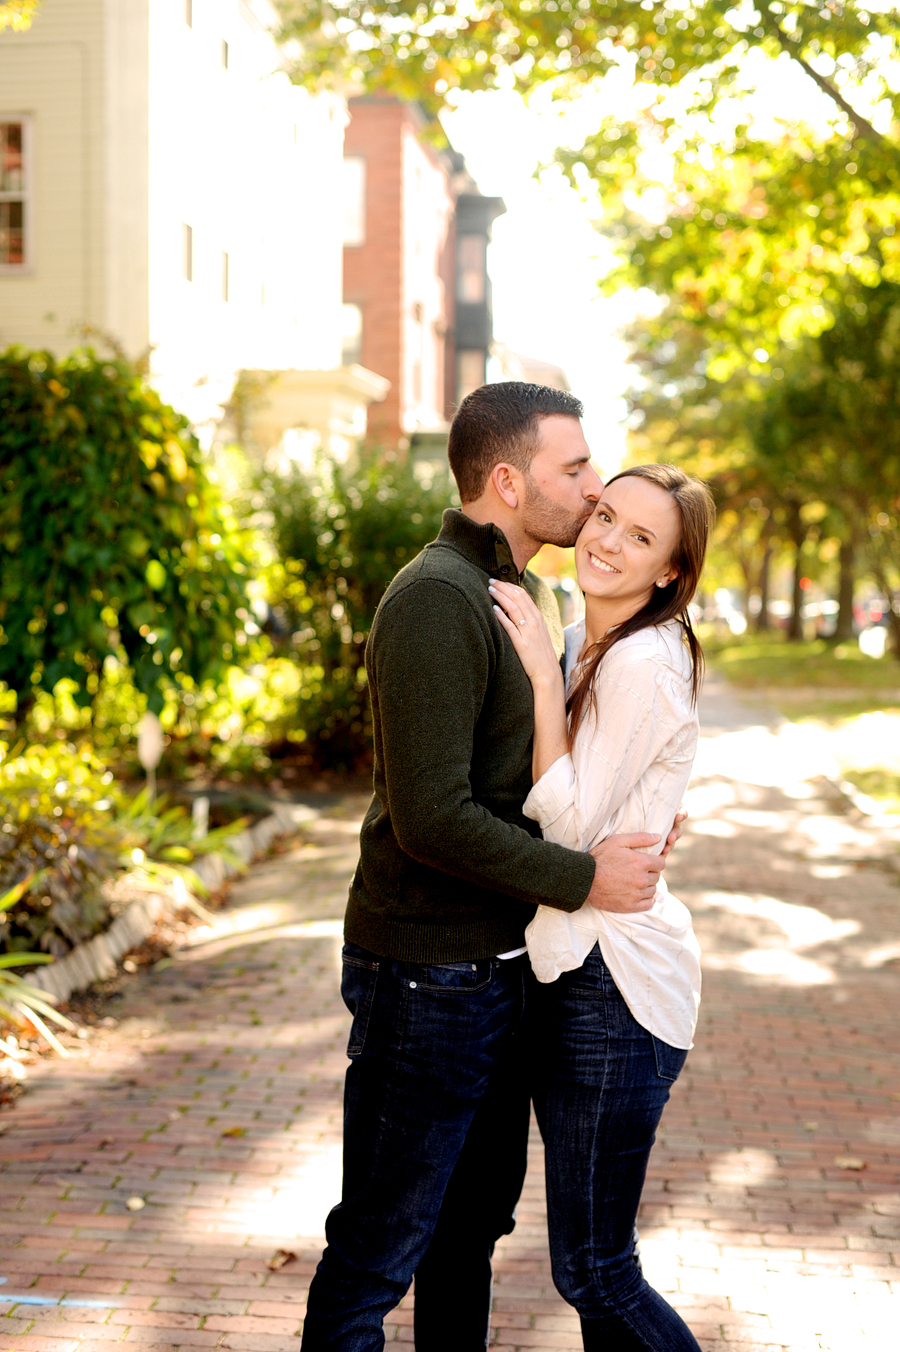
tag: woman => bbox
[489,463,714,1352]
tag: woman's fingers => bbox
[487,581,536,630]
[489,579,541,616]
[492,603,522,639]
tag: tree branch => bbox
[759,5,883,145]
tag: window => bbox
[182,223,193,281]
[457,234,486,304]
[341,303,363,366]
[221,39,229,69]
[342,157,366,247]
[0,120,28,269]
[221,251,229,302]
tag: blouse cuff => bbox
[523,753,576,828]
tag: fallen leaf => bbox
[220,1126,247,1138]
[126,1196,146,1210]
[98,1137,114,1149]
[833,1156,866,1170]
[267,1249,297,1271]
[803,1122,819,1131]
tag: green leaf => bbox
[145,559,166,590]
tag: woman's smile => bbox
[586,551,620,576]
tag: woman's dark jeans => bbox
[532,944,702,1352]
[300,942,532,1352]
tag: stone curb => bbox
[27,802,315,1005]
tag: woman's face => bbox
[575,476,681,616]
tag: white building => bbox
[0,0,388,455]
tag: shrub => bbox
[265,447,456,767]
[0,741,247,957]
[0,346,249,719]
[0,742,120,954]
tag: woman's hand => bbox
[488,580,563,692]
[490,580,569,781]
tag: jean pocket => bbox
[651,1036,688,1084]
[342,946,379,1056]
[410,959,495,995]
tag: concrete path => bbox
[0,676,898,1351]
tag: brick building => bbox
[341,96,504,449]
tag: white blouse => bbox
[523,618,701,1050]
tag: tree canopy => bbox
[281,2,900,359]
[0,2,39,31]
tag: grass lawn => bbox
[704,633,900,723]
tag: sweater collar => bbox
[433,508,524,584]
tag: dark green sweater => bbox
[344,509,596,962]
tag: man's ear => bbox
[489,461,523,509]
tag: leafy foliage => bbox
[0,742,121,955]
[0,740,247,957]
[281,2,900,360]
[266,447,456,767]
[627,280,900,639]
[0,347,249,717]
[0,1,40,31]
[281,0,897,125]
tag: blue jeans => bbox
[532,945,701,1351]
[300,943,532,1352]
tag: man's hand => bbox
[585,833,664,914]
[661,806,688,860]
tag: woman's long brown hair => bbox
[566,464,715,741]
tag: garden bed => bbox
[27,802,311,1006]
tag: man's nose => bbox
[584,464,604,500]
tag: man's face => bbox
[521,415,603,549]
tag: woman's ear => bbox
[655,569,678,589]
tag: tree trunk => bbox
[787,506,805,642]
[866,550,900,659]
[834,535,856,642]
[754,536,773,632]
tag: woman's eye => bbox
[634,534,648,545]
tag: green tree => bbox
[282,2,900,357]
[266,447,455,766]
[0,347,248,718]
[629,281,900,641]
[752,281,900,641]
[0,1,39,31]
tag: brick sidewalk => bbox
[0,683,898,1351]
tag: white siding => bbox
[0,0,351,436]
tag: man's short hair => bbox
[447,382,585,503]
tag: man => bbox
[301,383,676,1351]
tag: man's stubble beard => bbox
[522,472,594,549]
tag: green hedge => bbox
[0,346,248,718]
